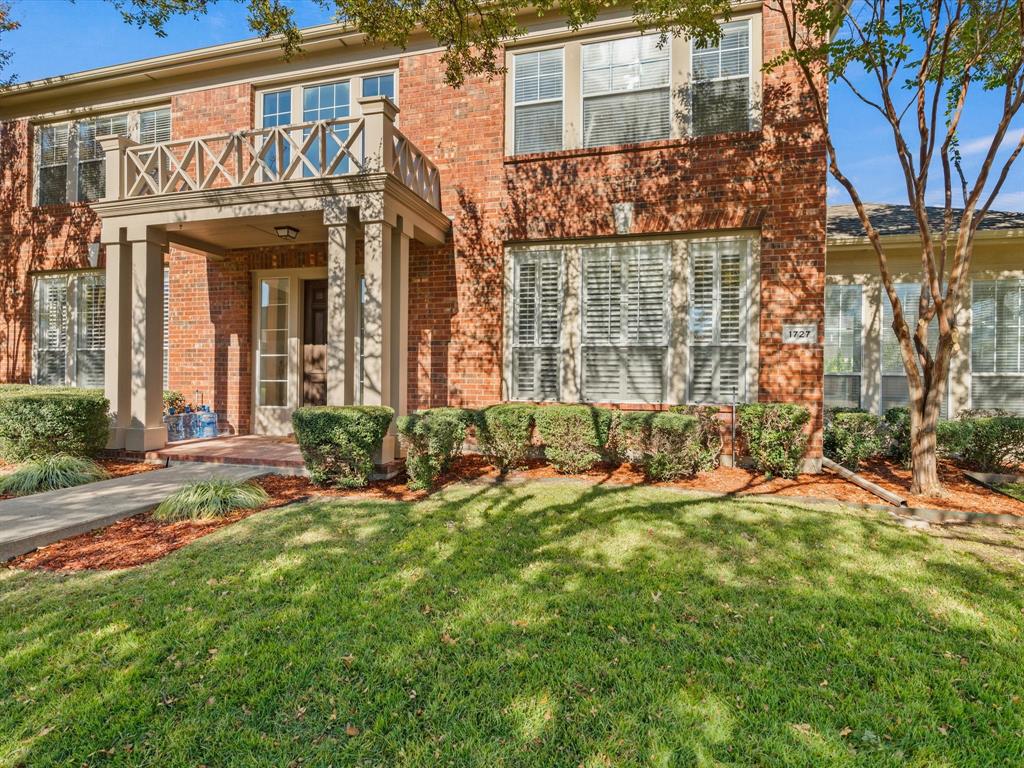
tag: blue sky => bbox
[5,0,1022,211]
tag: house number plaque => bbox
[783,324,818,344]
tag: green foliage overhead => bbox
[0,454,109,496]
[152,478,270,522]
[0,390,110,462]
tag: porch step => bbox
[146,435,307,474]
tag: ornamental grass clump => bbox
[397,407,475,490]
[533,405,613,474]
[152,479,269,522]
[0,454,109,496]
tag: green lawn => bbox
[998,482,1024,503]
[2,482,1024,767]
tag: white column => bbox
[103,238,132,449]
[125,232,167,452]
[362,216,397,462]
[394,222,411,432]
[326,220,357,405]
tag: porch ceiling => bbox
[165,210,329,253]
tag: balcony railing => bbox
[99,96,442,209]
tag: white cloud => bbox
[959,129,1024,157]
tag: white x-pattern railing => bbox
[392,127,441,208]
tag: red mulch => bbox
[0,458,160,500]
[8,453,1023,573]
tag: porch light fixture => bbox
[274,225,299,241]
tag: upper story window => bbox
[34,106,171,206]
[691,20,752,136]
[361,73,396,102]
[512,48,564,154]
[582,34,670,148]
[507,17,759,156]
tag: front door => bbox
[303,279,328,406]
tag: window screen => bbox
[690,240,747,403]
[971,279,1024,413]
[582,243,669,402]
[692,21,751,136]
[824,284,862,408]
[34,276,68,385]
[582,34,670,148]
[513,48,564,154]
[511,250,563,400]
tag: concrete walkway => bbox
[0,463,268,562]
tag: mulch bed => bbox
[0,458,161,501]
[8,453,1024,573]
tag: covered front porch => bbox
[92,96,449,462]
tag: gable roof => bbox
[828,203,1024,240]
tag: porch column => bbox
[103,234,132,449]
[326,217,357,405]
[393,219,411,435]
[125,229,167,452]
[361,215,398,462]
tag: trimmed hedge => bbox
[292,405,394,488]
[533,405,613,474]
[824,408,886,471]
[611,410,707,481]
[397,407,475,490]
[474,404,536,474]
[737,403,809,479]
[0,389,110,461]
[938,415,1024,472]
[883,407,913,467]
[669,405,724,471]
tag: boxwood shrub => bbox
[397,407,475,490]
[824,408,886,471]
[938,415,1024,472]
[668,404,724,471]
[0,389,109,461]
[883,407,912,466]
[533,405,613,474]
[292,405,394,488]
[474,404,536,474]
[611,410,706,481]
[737,403,810,479]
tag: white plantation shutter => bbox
[582,244,669,402]
[971,279,1024,413]
[34,277,68,385]
[824,284,862,408]
[75,274,105,387]
[37,123,69,205]
[692,21,751,136]
[139,107,172,144]
[512,250,563,400]
[77,114,129,202]
[514,49,564,154]
[689,241,747,403]
[582,34,671,148]
[881,283,947,415]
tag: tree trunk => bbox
[909,387,943,497]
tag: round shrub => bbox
[883,407,912,467]
[533,405,613,474]
[668,405,724,471]
[737,403,810,479]
[397,407,475,490]
[474,404,536,474]
[824,408,886,471]
[0,390,110,462]
[610,410,706,481]
[292,405,394,488]
[938,415,1024,472]
[153,479,269,522]
[0,454,109,496]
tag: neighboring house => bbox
[826,204,1024,416]
[0,3,827,466]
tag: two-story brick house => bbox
[0,2,827,466]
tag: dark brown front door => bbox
[303,279,328,406]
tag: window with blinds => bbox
[971,279,1024,413]
[75,274,106,387]
[77,114,129,202]
[581,243,669,402]
[34,277,69,385]
[513,48,564,155]
[691,20,751,136]
[689,240,747,403]
[582,34,670,148]
[139,107,172,144]
[37,123,69,206]
[824,284,862,409]
[881,283,947,415]
[511,250,563,400]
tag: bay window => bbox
[824,284,862,408]
[971,279,1024,413]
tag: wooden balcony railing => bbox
[99,96,442,209]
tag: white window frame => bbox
[689,18,753,136]
[509,247,564,400]
[511,47,565,155]
[970,278,1024,413]
[33,106,171,207]
[824,283,863,409]
[31,270,106,387]
[254,69,400,128]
